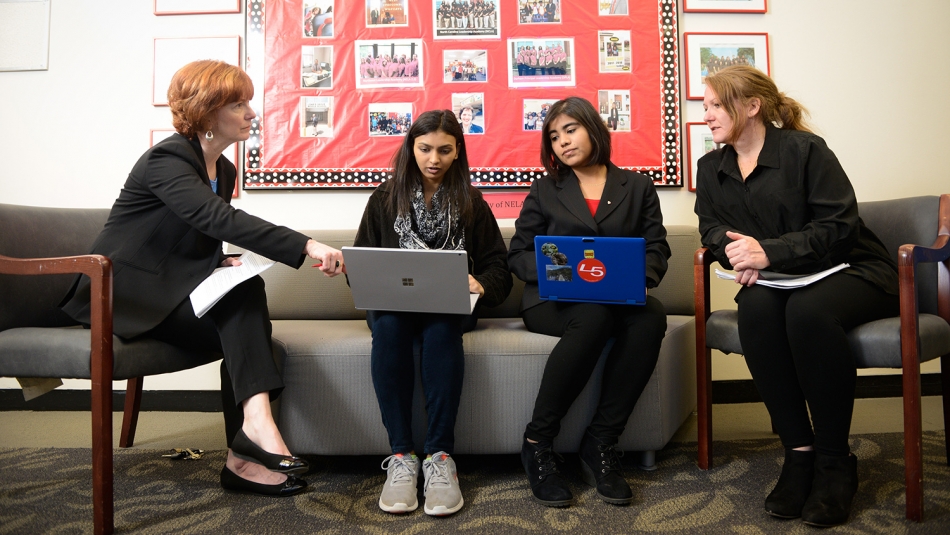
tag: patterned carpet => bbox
[2,432,949,534]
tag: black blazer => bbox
[61,134,309,338]
[508,163,671,311]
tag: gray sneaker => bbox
[379,453,419,513]
[422,452,464,516]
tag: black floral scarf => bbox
[393,183,465,251]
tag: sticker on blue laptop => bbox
[541,243,572,281]
[577,249,605,283]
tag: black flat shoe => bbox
[231,429,309,475]
[220,466,308,497]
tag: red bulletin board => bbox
[243,0,681,189]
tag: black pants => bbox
[522,296,667,442]
[143,275,283,447]
[735,273,899,456]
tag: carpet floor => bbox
[2,432,949,534]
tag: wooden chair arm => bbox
[896,193,949,521]
[694,246,714,323]
[897,193,950,336]
[0,253,114,373]
[0,252,111,277]
[0,252,114,533]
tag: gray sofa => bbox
[251,225,700,467]
[0,200,699,470]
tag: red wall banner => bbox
[243,1,681,189]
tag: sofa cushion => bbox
[272,314,696,455]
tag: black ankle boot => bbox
[521,436,573,507]
[801,453,858,527]
[578,430,633,505]
[764,448,815,519]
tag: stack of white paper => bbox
[715,263,850,289]
[190,251,276,317]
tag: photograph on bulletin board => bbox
[243,0,681,189]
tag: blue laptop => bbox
[534,235,646,305]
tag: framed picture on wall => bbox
[684,122,721,192]
[150,129,241,197]
[684,32,769,100]
[683,0,767,13]
[154,0,241,16]
[153,36,241,105]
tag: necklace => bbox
[580,178,606,184]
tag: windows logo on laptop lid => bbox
[534,235,646,305]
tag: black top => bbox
[694,124,897,294]
[353,180,513,308]
[61,133,310,338]
[509,163,670,311]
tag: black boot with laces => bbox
[521,435,573,507]
[578,430,633,505]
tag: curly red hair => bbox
[168,60,254,138]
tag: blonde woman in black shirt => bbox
[694,65,899,527]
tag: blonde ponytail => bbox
[705,66,812,143]
[773,92,811,132]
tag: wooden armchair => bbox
[694,194,950,522]
[0,203,220,535]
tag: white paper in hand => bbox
[190,251,276,317]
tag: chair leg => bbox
[119,377,143,448]
[902,361,924,522]
[91,372,114,534]
[941,355,950,466]
[697,346,713,470]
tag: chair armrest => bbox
[694,246,714,324]
[898,193,950,320]
[0,253,114,403]
[897,194,950,369]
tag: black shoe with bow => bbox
[522,435,573,507]
[231,429,309,475]
[578,430,633,505]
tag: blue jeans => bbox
[368,310,476,455]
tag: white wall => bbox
[1,1,947,391]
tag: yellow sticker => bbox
[584,249,595,259]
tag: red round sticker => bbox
[576,258,606,282]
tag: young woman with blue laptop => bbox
[508,96,671,507]
[352,109,512,516]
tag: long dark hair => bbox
[539,96,612,177]
[388,109,475,225]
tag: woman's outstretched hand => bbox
[305,239,344,277]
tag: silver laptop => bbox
[343,246,478,314]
